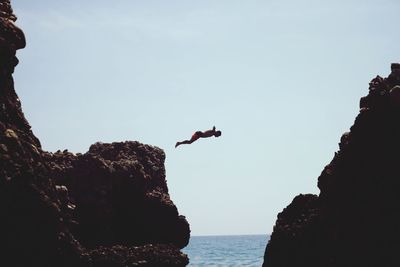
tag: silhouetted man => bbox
[175,126,222,148]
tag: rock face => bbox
[0,1,190,266]
[263,63,400,267]
[45,142,190,250]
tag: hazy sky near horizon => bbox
[12,0,400,235]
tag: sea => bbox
[183,235,269,267]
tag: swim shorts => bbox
[192,131,202,140]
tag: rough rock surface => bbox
[45,142,190,250]
[263,63,400,267]
[0,1,189,266]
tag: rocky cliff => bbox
[0,1,190,266]
[263,63,400,267]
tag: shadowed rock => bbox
[263,64,400,267]
[45,142,190,249]
[0,1,189,266]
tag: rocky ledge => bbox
[263,63,400,267]
[0,1,189,266]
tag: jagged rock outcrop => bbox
[0,1,189,266]
[263,63,400,267]
[45,142,190,249]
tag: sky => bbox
[11,0,400,236]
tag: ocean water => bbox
[183,235,269,267]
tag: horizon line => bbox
[189,233,270,237]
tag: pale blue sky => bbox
[12,0,400,235]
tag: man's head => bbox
[214,130,222,137]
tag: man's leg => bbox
[175,139,194,148]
